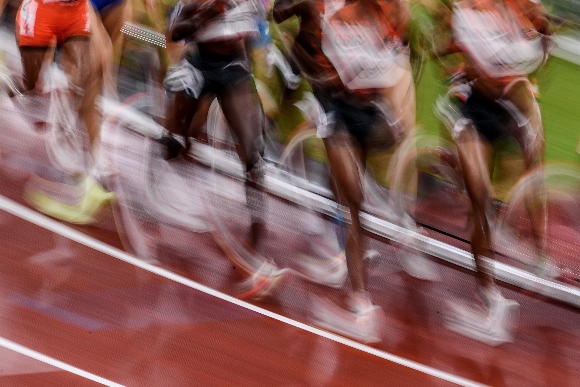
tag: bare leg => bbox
[218,78,263,171]
[380,63,416,138]
[21,38,113,222]
[101,0,132,64]
[183,94,212,154]
[324,131,366,293]
[19,46,49,92]
[162,90,200,159]
[456,124,495,290]
[60,37,97,156]
[504,81,547,261]
[218,78,266,252]
[89,5,115,98]
[0,0,7,17]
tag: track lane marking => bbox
[0,195,488,387]
[0,337,124,386]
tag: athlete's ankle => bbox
[160,134,184,160]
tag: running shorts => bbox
[314,87,380,147]
[164,49,251,98]
[460,90,512,143]
[16,0,91,47]
[90,0,124,12]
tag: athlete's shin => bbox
[456,127,495,289]
[506,82,548,260]
[472,207,495,289]
[245,156,266,249]
[524,164,549,262]
[345,210,366,293]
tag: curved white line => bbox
[0,337,124,387]
[0,195,487,387]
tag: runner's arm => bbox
[171,0,229,41]
[272,0,313,23]
[522,0,552,36]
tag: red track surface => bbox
[0,103,579,386]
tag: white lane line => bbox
[0,195,488,387]
[0,337,124,387]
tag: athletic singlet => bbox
[452,0,545,79]
[321,0,408,90]
[194,0,262,42]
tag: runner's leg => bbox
[324,131,366,293]
[218,77,266,252]
[455,122,495,290]
[504,81,548,263]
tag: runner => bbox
[438,0,553,344]
[161,0,278,284]
[15,0,114,224]
[273,0,415,343]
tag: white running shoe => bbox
[398,247,441,281]
[310,292,383,344]
[295,251,348,288]
[397,229,441,281]
[445,286,520,346]
[236,261,285,300]
[90,144,115,181]
[294,230,348,288]
[146,158,210,232]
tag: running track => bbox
[0,98,579,386]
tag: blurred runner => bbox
[273,0,415,343]
[162,0,278,291]
[438,0,553,345]
[15,0,114,224]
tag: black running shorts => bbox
[461,91,512,143]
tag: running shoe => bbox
[236,261,285,300]
[310,291,383,344]
[146,157,210,232]
[24,179,114,225]
[445,286,520,346]
[80,179,115,217]
[90,144,116,181]
[294,251,348,288]
[396,228,441,281]
[293,227,348,287]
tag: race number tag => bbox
[19,0,38,37]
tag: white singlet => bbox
[321,1,408,90]
[453,2,545,78]
[194,0,262,42]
